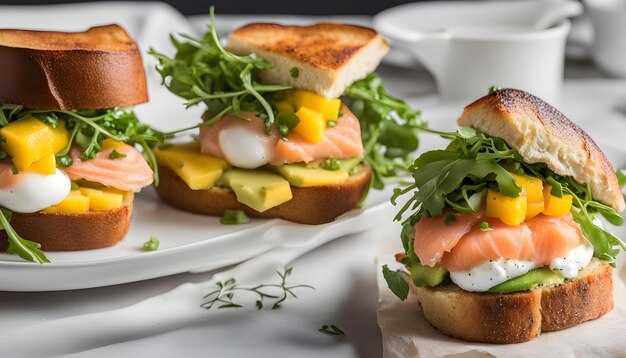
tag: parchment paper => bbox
[376,253,626,358]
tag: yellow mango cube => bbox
[50,190,90,214]
[511,173,544,203]
[274,100,295,114]
[543,187,573,216]
[1,116,69,170]
[102,138,125,150]
[79,187,124,211]
[294,107,326,143]
[175,156,229,190]
[526,201,545,220]
[154,142,202,169]
[26,154,56,175]
[290,90,341,120]
[486,189,528,226]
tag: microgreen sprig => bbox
[201,267,314,310]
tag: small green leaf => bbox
[382,264,409,301]
[321,158,340,171]
[289,66,300,78]
[220,210,251,225]
[444,212,456,225]
[617,169,626,188]
[109,149,127,160]
[143,235,160,251]
[488,85,501,94]
[480,221,493,232]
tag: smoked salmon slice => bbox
[198,105,363,165]
[441,219,535,272]
[413,211,483,267]
[526,214,587,266]
[64,144,153,192]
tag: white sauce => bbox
[450,243,594,292]
[549,243,594,279]
[450,259,537,292]
[219,125,272,169]
[0,169,70,213]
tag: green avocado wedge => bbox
[409,262,447,287]
[488,268,565,294]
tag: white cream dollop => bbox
[450,259,537,292]
[218,125,273,169]
[549,243,594,279]
[0,169,71,213]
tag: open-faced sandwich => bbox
[149,9,424,224]
[384,88,625,343]
[0,25,164,263]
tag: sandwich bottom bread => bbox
[383,88,625,344]
[399,254,613,344]
[156,164,371,224]
[0,193,133,252]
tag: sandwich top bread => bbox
[384,88,625,343]
[149,8,424,224]
[0,25,165,263]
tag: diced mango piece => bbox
[175,156,228,190]
[82,189,123,211]
[155,143,230,190]
[511,173,544,203]
[543,187,573,216]
[486,189,528,226]
[0,116,69,171]
[102,138,125,150]
[274,100,295,114]
[49,190,90,214]
[526,201,545,220]
[26,154,56,175]
[273,164,349,187]
[290,90,341,120]
[294,107,325,143]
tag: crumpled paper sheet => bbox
[376,253,626,358]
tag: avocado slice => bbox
[409,262,447,287]
[488,268,565,294]
[219,169,292,212]
[273,164,349,187]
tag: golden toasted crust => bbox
[228,23,388,98]
[155,164,371,225]
[0,25,148,110]
[410,258,613,344]
[0,193,133,251]
[458,89,625,212]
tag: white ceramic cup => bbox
[374,1,580,105]
[584,0,626,78]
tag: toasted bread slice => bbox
[0,193,133,251]
[0,25,147,110]
[227,23,389,98]
[408,258,613,343]
[458,89,625,212]
[155,164,371,225]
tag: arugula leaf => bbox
[0,208,49,263]
[344,74,426,189]
[149,6,290,135]
[618,169,626,188]
[382,264,409,301]
[220,210,250,225]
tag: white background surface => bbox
[0,3,625,357]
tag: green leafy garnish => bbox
[319,324,345,336]
[344,74,426,189]
[321,158,340,171]
[0,104,166,186]
[289,66,300,78]
[488,85,502,94]
[220,210,250,225]
[479,221,492,232]
[109,149,127,160]
[143,235,160,251]
[392,128,625,266]
[618,169,626,188]
[444,212,455,225]
[382,264,409,301]
[0,208,49,263]
[201,267,313,310]
[11,167,18,175]
[149,6,290,134]
[275,112,300,138]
